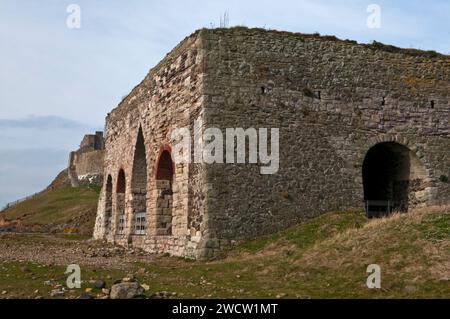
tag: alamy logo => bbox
[171,117,279,174]
[65,264,81,289]
[66,4,81,29]
[366,4,381,29]
[366,264,381,289]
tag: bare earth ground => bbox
[0,233,155,269]
[0,206,449,299]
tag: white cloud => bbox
[0,1,447,125]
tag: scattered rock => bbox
[150,291,171,299]
[102,288,110,295]
[21,266,31,273]
[110,282,144,299]
[141,284,150,291]
[137,268,146,274]
[404,285,417,293]
[1,291,7,295]
[122,274,136,282]
[79,292,93,299]
[44,280,57,286]
[91,280,106,289]
[50,289,65,297]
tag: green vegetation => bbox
[0,261,125,299]
[369,40,442,58]
[416,213,450,242]
[1,187,99,235]
[238,210,366,252]
[302,88,315,98]
[1,206,448,299]
[439,175,449,183]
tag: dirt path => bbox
[0,233,155,270]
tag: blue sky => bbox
[0,0,449,207]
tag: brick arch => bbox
[115,167,127,235]
[104,174,113,234]
[130,126,148,235]
[116,168,126,194]
[154,144,175,181]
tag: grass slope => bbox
[0,187,99,235]
[0,206,448,298]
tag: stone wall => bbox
[94,27,450,258]
[80,132,104,151]
[201,28,449,247]
[69,149,105,187]
[68,132,105,187]
[93,30,208,258]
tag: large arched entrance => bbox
[131,128,148,235]
[155,147,174,236]
[362,142,427,218]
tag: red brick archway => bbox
[155,145,174,181]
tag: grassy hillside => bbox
[0,187,99,235]
[0,205,448,298]
[47,168,71,189]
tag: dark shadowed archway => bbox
[131,128,148,235]
[104,175,113,234]
[155,147,174,236]
[156,150,174,180]
[117,169,126,193]
[116,169,126,234]
[362,142,427,218]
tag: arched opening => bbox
[117,169,126,193]
[116,169,126,234]
[104,175,113,235]
[362,142,427,218]
[155,147,174,236]
[156,151,174,180]
[131,128,148,235]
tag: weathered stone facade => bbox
[94,28,450,259]
[69,132,105,187]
